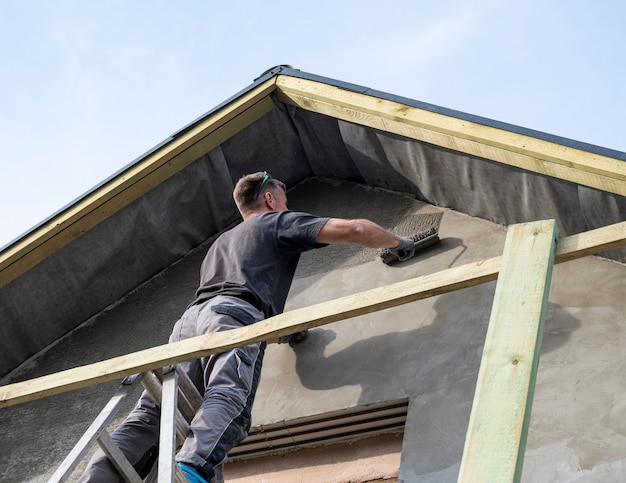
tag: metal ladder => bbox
[49,365,202,483]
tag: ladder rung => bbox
[175,365,202,411]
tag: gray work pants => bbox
[78,295,266,483]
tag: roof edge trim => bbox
[273,67,626,161]
[0,78,277,287]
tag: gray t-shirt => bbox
[194,211,329,317]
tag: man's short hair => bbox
[233,171,285,213]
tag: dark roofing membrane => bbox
[3,65,624,252]
[1,65,624,378]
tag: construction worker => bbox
[78,171,415,483]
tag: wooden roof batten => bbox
[274,75,626,196]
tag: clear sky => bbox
[1,0,625,248]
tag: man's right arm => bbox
[315,218,401,249]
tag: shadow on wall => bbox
[291,291,581,477]
[292,292,582,406]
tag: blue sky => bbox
[1,0,625,248]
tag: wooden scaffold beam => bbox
[458,220,557,482]
[0,221,624,409]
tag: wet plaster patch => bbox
[257,179,626,481]
[523,442,626,482]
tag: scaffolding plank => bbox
[458,220,558,483]
[1,221,624,409]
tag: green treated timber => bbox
[0,221,624,409]
[458,220,558,483]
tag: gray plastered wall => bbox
[1,179,625,482]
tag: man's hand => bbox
[279,330,308,345]
[268,330,309,345]
[387,236,415,261]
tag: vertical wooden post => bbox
[458,220,557,483]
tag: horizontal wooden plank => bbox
[555,220,626,263]
[0,81,277,289]
[0,221,624,409]
[458,220,557,483]
[275,76,626,196]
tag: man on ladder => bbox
[79,172,416,483]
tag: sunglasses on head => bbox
[255,171,271,199]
